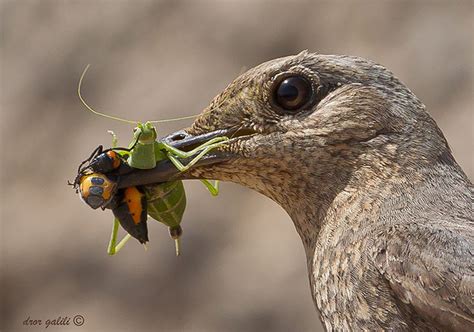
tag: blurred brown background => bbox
[1,1,472,331]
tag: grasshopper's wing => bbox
[144,181,186,228]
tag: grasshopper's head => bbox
[134,122,157,144]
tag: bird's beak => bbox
[117,129,234,189]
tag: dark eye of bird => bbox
[273,76,312,111]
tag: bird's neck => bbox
[285,163,396,256]
[277,151,471,329]
[291,161,468,248]
[272,151,399,251]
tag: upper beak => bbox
[117,129,233,188]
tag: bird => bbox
[119,51,473,331]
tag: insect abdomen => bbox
[110,187,149,244]
[145,181,186,229]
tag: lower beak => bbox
[117,129,232,188]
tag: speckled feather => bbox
[182,51,473,330]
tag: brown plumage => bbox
[120,51,473,330]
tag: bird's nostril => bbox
[170,133,186,141]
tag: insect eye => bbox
[272,75,313,112]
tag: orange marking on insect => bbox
[79,175,90,198]
[102,186,112,200]
[123,187,144,225]
[107,151,121,169]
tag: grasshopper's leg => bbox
[106,132,130,255]
[107,218,120,255]
[200,179,219,196]
[108,130,118,148]
[163,136,228,161]
[166,142,226,172]
[165,138,229,173]
[168,150,221,196]
[107,218,132,255]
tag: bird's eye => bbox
[272,75,312,111]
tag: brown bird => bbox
[119,51,473,331]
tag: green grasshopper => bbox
[106,123,227,256]
[76,65,229,256]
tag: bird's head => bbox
[122,51,453,242]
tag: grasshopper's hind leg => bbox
[164,137,229,173]
[200,179,219,196]
[167,149,224,196]
[163,136,228,161]
[163,137,227,197]
[167,150,222,196]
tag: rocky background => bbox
[1,1,472,331]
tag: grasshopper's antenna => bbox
[78,64,200,124]
[148,114,199,124]
[78,65,137,124]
